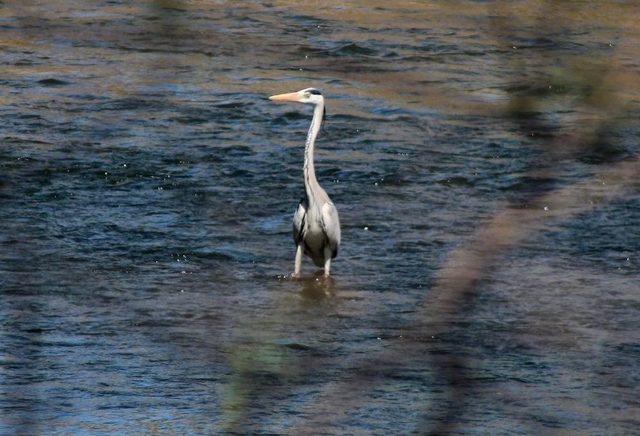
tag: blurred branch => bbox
[287,152,639,434]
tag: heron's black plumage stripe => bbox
[309,89,322,95]
[293,198,307,244]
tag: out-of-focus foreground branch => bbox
[286,2,640,433]
[288,152,639,434]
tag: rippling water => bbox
[1,1,639,433]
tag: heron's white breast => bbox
[303,209,325,250]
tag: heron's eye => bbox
[304,93,311,98]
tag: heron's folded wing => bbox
[292,201,307,245]
[321,201,341,258]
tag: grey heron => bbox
[269,88,341,278]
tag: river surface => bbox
[1,1,639,434]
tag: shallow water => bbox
[1,1,639,434]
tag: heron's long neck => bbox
[304,102,324,201]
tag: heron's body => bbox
[294,194,339,267]
[269,88,341,277]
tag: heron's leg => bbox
[323,246,332,277]
[293,244,303,278]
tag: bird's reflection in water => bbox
[297,271,336,301]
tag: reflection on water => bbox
[1,0,639,434]
[298,276,335,300]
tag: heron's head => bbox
[269,88,323,105]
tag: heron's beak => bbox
[269,92,301,103]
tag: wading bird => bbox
[269,88,341,278]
